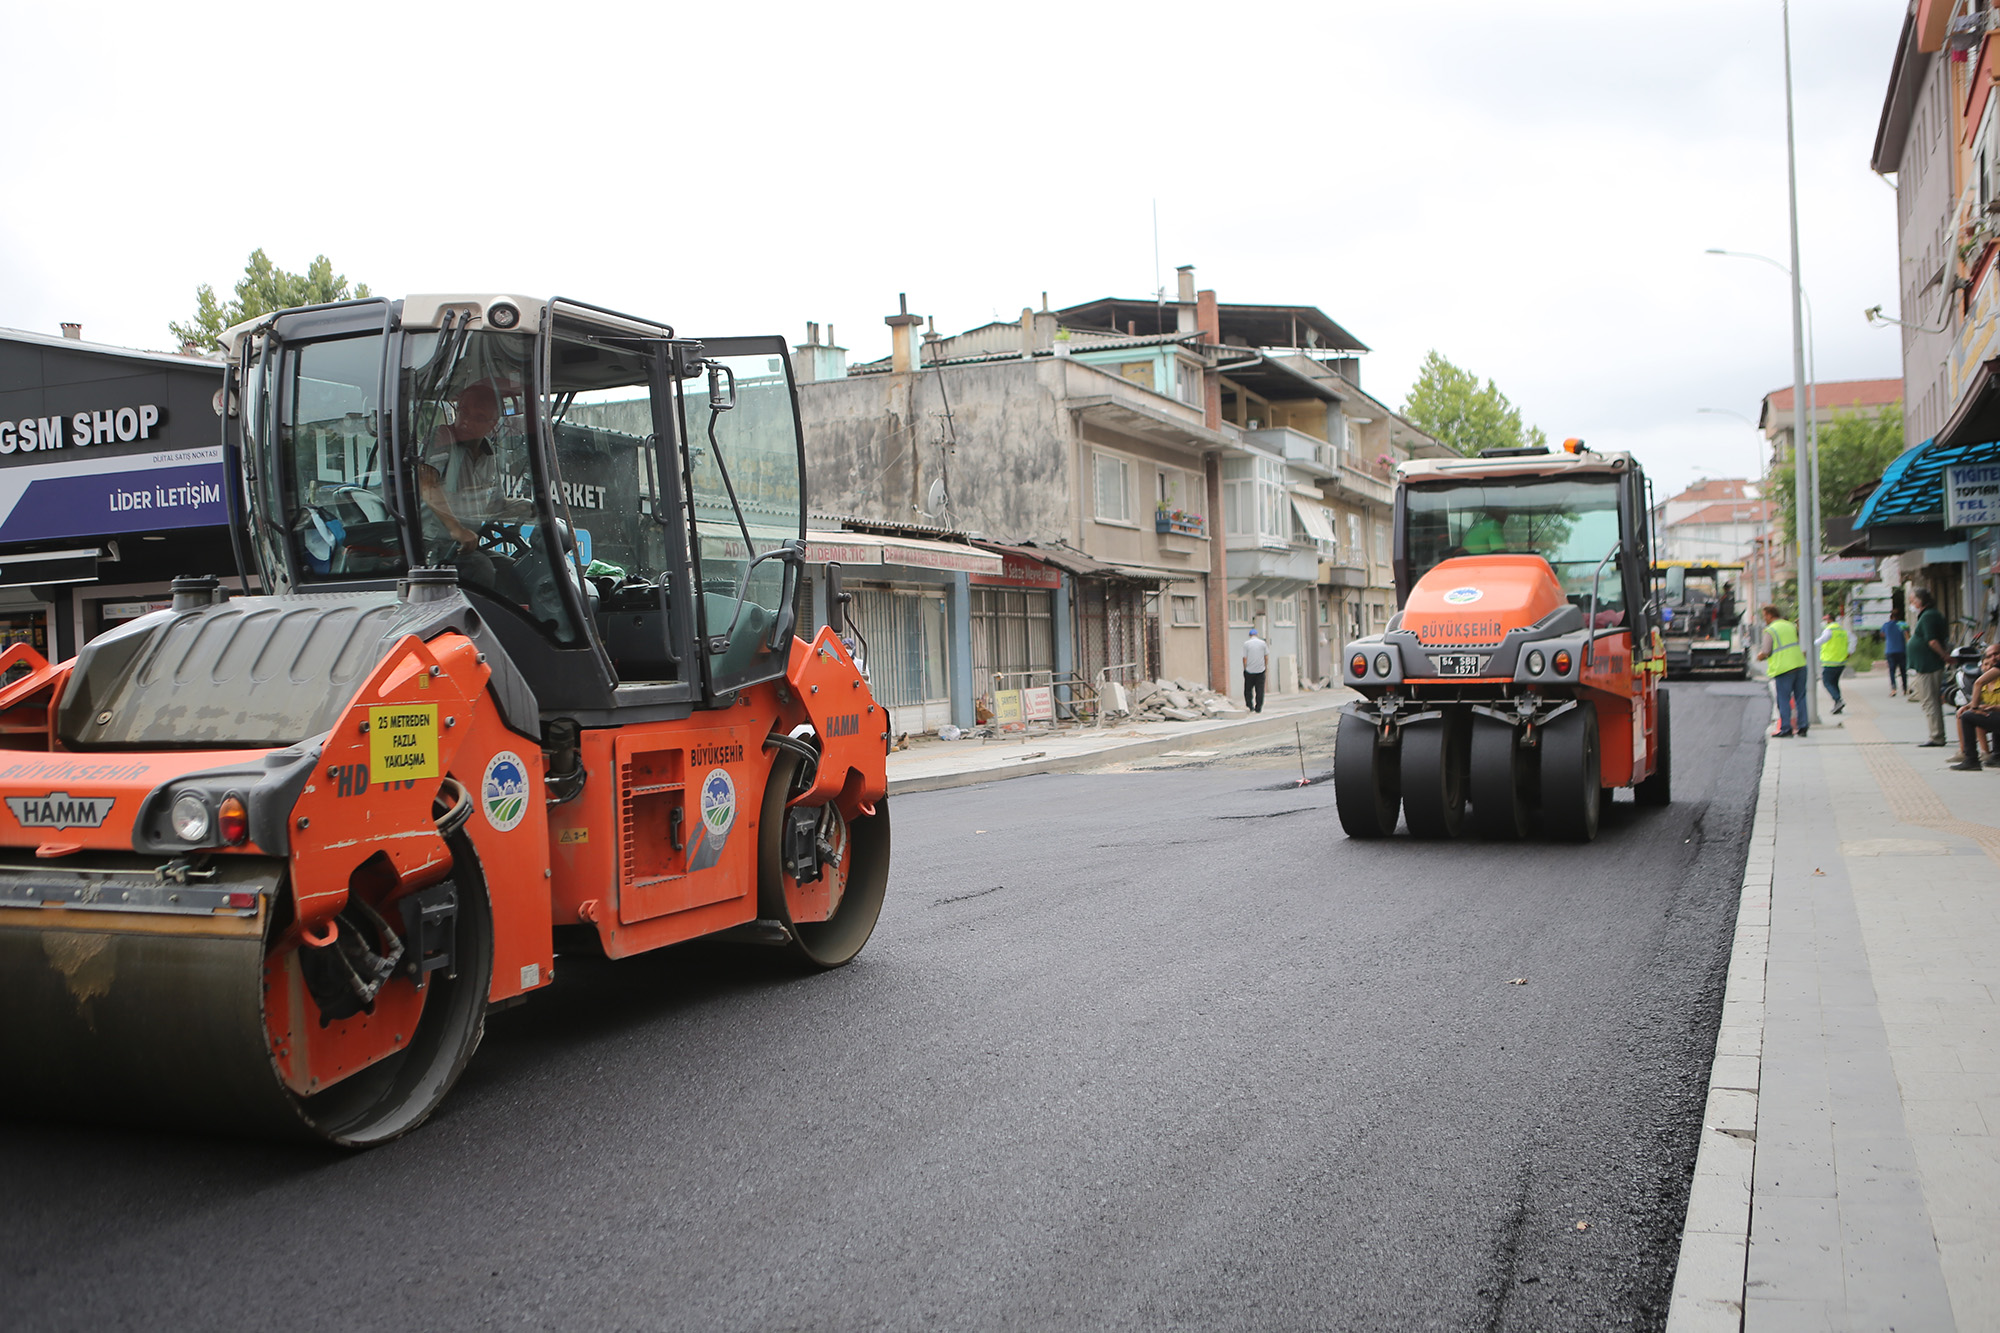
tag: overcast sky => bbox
[2,0,1906,498]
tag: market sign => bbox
[1946,461,2000,528]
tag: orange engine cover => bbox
[1401,556,1568,647]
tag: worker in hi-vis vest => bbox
[1758,604,1810,738]
[1816,611,1850,716]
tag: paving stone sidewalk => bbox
[1671,680,2000,1333]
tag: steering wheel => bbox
[477,521,531,557]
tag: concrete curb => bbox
[1666,711,1778,1333]
[885,696,1350,796]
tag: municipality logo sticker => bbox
[700,768,737,839]
[1443,587,1484,604]
[482,750,529,832]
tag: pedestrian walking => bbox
[1757,603,1809,738]
[1242,628,1268,714]
[1816,611,1849,715]
[1881,612,1909,695]
[1948,643,2000,771]
[1908,588,1950,747]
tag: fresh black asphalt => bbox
[0,682,1768,1331]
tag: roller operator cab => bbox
[1333,442,1670,842]
[0,295,891,1146]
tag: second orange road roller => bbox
[1334,440,1671,842]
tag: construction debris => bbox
[1121,678,1241,724]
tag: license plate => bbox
[1433,654,1484,676]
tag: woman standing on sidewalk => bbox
[1758,604,1809,738]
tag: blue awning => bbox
[1855,434,2000,527]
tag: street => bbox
[0,681,1765,1332]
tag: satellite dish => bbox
[925,476,950,518]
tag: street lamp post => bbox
[1780,0,1819,725]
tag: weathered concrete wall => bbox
[797,360,1074,541]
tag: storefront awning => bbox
[804,530,1002,576]
[0,546,102,588]
[972,541,1174,584]
[1290,497,1336,544]
[1853,435,2000,548]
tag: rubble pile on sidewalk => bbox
[1118,678,1242,723]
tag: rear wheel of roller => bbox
[1334,710,1400,838]
[284,837,494,1147]
[759,747,890,969]
[1401,709,1469,839]
[1540,701,1602,842]
[1468,714,1531,840]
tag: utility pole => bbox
[1782,0,1820,725]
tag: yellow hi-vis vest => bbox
[1820,623,1849,665]
[1766,618,1807,675]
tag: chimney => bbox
[885,293,923,374]
[792,319,848,383]
[1019,307,1036,359]
[60,323,81,340]
[1176,266,1196,335]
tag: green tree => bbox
[1400,350,1548,458]
[169,249,371,352]
[1769,401,1904,552]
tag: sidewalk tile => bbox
[1742,1295,1841,1331]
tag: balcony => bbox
[1154,509,1207,538]
[1245,426,1337,479]
[1242,425,1334,474]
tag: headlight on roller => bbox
[1373,652,1392,677]
[171,792,211,844]
[1526,649,1546,675]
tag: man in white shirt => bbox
[1242,628,1269,713]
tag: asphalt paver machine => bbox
[1653,560,1749,679]
[0,294,890,1145]
[1333,442,1670,842]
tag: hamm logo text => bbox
[7,792,115,829]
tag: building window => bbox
[1318,597,1330,625]
[1176,359,1204,408]
[1171,594,1201,626]
[1273,596,1297,627]
[1227,597,1252,626]
[1094,451,1132,524]
[1373,520,1389,564]
[1222,455,1288,545]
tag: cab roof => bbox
[1396,449,1638,485]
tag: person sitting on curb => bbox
[1948,643,2000,772]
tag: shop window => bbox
[1171,594,1201,626]
[1094,451,1132,524]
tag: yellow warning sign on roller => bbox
[369,704,439,781]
